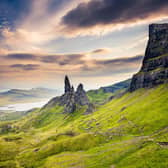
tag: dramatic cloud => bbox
[78,55,143,76]
[10,64,40,71]
[7,53,37,60]
[0,0,165,89]
[2,50,143,74]
[1,0,167,53]
[0,52,143,90]
[95,55,143,65]
[41,54,85,65]
[0,0,31,29]
[0,0,93,53]
[3,48,112,65]
[63,0,168,28]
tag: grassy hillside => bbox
[87,79,131,104]
[0,108,38,122]
[0,84,167,168]
[87,89,113,104]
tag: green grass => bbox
[87,88,113,104]
[0,84,167,167]
[87,79,131,104]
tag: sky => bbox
[0,0,168,92]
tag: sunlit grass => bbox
[0,84,167,167]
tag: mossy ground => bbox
[0,84,168,168]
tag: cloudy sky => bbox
[0,0,168,91]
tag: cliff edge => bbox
[130,23,168,91]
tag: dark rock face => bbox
[130,23,168,91]
[64,75,71,93]
[75,84,90,106]
[63,88,76,113]
[143,24,168,62]
[46,76,91,113]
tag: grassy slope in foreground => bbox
[0,84,168,168]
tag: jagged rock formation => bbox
[130,23,168,91]
[75,84,90,106]
[59,84,76,113]
[45,76,93,113]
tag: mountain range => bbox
[87,79,131,104]
[0,88,58,106]
[0,23,167,168]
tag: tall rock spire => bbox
[64,75,71,93]
[46,76,92,114]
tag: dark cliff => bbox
[130,23,168,91]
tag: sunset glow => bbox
[0,0,168,91]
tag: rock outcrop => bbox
[45,76,93,113]
[75,84,90,106]
[130,23,168,91]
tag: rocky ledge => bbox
[130,23,168,91]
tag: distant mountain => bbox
[1,88,58,97]
[0,88,58,106]
[100,79,131,93]
[87,79,131,104]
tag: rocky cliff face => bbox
[45,76,93,113]
[75,84,90,106]
[130,23,168,91]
